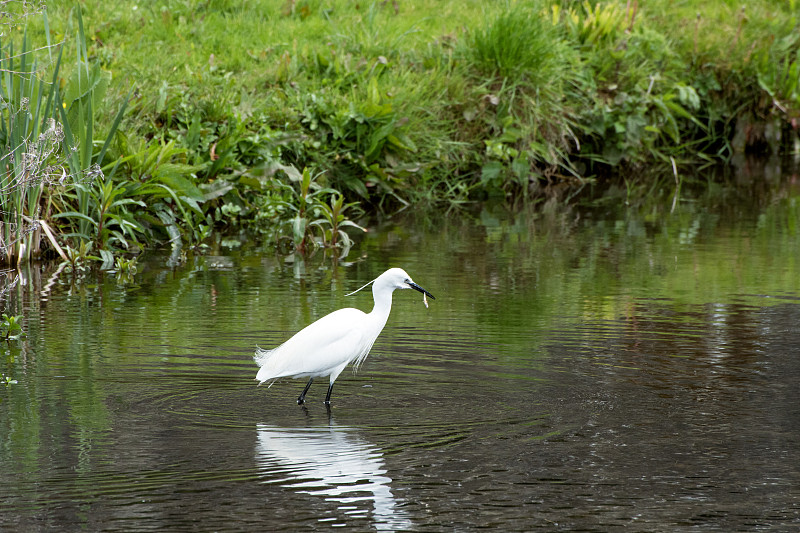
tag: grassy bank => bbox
[1,0,799,265]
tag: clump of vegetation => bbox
[0,3,69,265]
[0,3,124,266]
[1,313,24,340]
[1,0,797,266]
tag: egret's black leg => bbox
[297,378,314,404]
[324,382,334,405]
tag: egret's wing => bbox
[255,308,368,382]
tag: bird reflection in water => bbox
[255,420,412,530]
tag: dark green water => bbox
[2,167,800,531]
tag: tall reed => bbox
[0,17,65,265]
[0,7,125,265]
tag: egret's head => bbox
[383,268,436,300]
[346,268,436,301]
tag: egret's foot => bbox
[297,378,314,405]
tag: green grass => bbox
[2,0,798,264]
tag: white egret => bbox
[254,268,435,404]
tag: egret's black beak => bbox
[406,280,435,300]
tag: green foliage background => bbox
[2,0,799,262]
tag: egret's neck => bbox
[368,285,394,328]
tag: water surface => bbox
[2,167,799,531]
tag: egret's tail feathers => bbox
[254,346,279,385]
[254,345,273,367]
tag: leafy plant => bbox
[296,76,418,201]
[113,255,137,274]
[1,313,25,340]
[274,166,336,253]
[558,1,633,48]
[90,135,206,248]
[310,193,366,249]
[270,166,365,254]
[110,255,138,283]
[60,239,98,274]
[53,172,147,250]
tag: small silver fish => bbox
[423,292,429,309]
